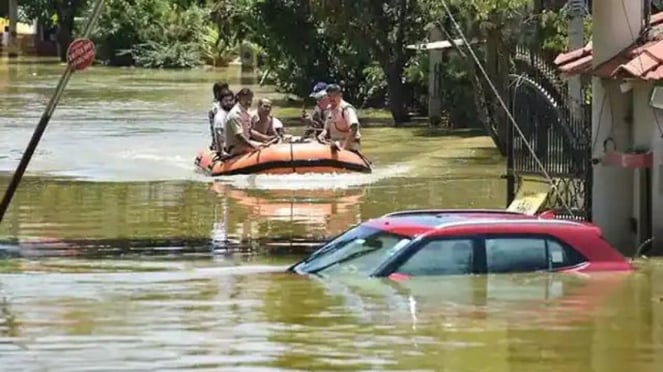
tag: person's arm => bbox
[317,120,329,143]
[270,118,283,137]
[342,107,360,150]
[301,109,314,126]
[249,115,276,142]
[227,114,258,149]
[250,129,273,142]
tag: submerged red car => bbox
[288,209,634,278]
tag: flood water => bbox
[1,59,661,371]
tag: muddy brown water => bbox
[1,59,661,371]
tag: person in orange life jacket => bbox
[250,98,285,141]
[317,84,361,152]
[224,88,264,156]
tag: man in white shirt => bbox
[212,89,235,154]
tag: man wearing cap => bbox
[302,81,331,139]
[317,84,361,152]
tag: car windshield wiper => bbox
[307,246,382,274]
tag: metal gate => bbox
[506,47,593,220]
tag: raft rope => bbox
[439,0,575,218]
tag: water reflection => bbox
[209,181,365,251]
[1,256,663,370]
[309,273,631,328]
[0,177,370,256]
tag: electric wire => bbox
[439,0,576,217]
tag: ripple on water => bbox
[2,260,663,370]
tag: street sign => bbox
[66,38,96,71]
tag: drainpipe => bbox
[644,0,652,35]
[8,0,18,58]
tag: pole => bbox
[0,0,105,223]
[567,0,586,116]
[8,0,18,58]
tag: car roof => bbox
[364,209,595,236]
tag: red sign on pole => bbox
[66,38,96,71]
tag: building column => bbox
[8,0,19,58]
[590,0,642,252]
[428,26,444,126]
[651,115,663,253]
[633,83,655,251]
[567,0,585,116]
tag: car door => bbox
[374,236,481,277]
[482,234,588,274]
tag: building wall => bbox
[592,79,635,252]
[591,0,643,253]
[635,82,663,252]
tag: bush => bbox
[93,0,208,68]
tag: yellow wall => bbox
[0,18,37,35]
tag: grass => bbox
[273,105,394,120]
[271,101,433,128]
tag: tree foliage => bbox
[246,0,374,105]
[18,0,89,61]
[92,0,209,68]
[307,0,429,123]
[16,0,591,126]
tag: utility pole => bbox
[0,0,105,223]
[567,0,587,116]
[8,0,18,58]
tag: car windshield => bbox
[293,225,411,276]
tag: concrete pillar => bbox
[651,109,663,253]
[428,26,444,126]
[8,0,18,58]
[590,0,642,252]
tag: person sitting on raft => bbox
[250,98,285,142]
[211,88,235,154]
[208,82,232,150]
[317,84,361,152]
[224,88,264,156]
[302,81,330,139]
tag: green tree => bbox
[309,0,428,124]
[92,0,209,68]
[18,0,89,62]
[238,0,374,104]
[429,0,530,150]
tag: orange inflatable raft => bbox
[194,141,372,176]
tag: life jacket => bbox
[329,102,355,134]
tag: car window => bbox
[485,237,587,273]
[294,225,411,276]
[547,239,587,268]
[486,238,548,273]
[396,239,474,276]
